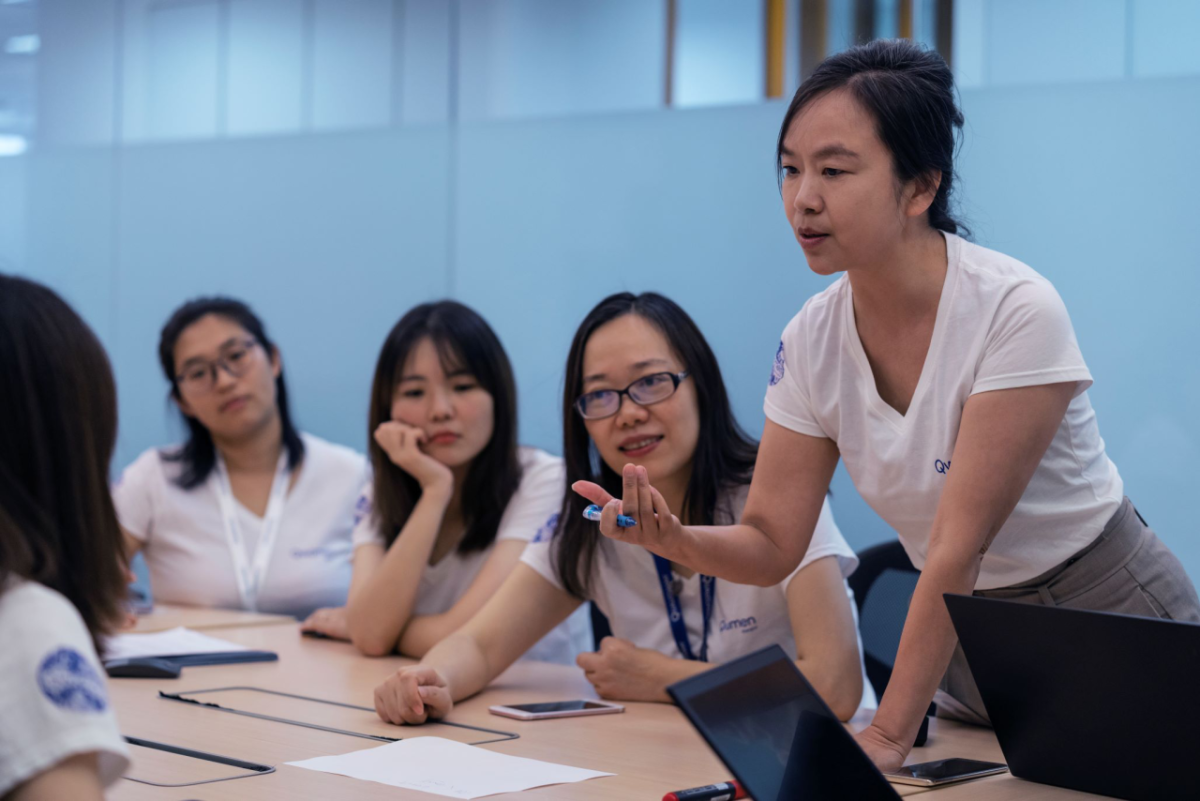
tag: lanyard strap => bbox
[652,554,716,662]
[213,453,291,612]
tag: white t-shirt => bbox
[521,486,875,711]
[765,233,1124,589]
[0,579,129,797]
[114,432,369,618]
[351,447,592,665]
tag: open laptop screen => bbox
[669,645,898,801]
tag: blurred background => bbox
[1,0,1197,581]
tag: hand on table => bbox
[854,723,908,774]
[576,637,672,703]
[301,606,351,641]
[374,665,452,725]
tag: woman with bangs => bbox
[368,292,870,725]
[303,301,590,663]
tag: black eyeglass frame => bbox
[573,371,691,420]
[174,337,262,394]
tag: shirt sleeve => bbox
[971,278,1093,398]
[110,449,162,543]
[518,533,566,591]
[763,309,828,438]
[495,452,566,544]
[349,482,383,550]
[0,586,130,797]
[783,497,859,588]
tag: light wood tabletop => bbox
[106,611,1108,800]
[130,604,297,634]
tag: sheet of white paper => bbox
[103,627,250,660]
[286,736,613,799]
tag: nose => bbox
[792,172,822,216]
[213,362,238,392]
[613,393,649,427]
[429,385,454,421]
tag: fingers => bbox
[417,684,452,719]
[571,480,615,507]
[635,466,656,537]
[576,651,599,672]
[621,464,639,524]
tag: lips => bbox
[798,228,830,249]
[219,396,250,413]
[426,432,461,446]
[619,435,663,457]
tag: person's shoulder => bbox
[116,446,173,488]
[781,276,850,340]
[0,580,96,659]
[517,447,564,480]
[300,433,369,477]
[955,235,1054,291]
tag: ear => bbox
[904,169,941,220]
[269,346,282,380]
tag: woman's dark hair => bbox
[776,38,966,236]
[0,274,128,655]
[554,292,758,599]
[158,297,304,489]
[368,301,522,554]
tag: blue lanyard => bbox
[652,554,716,662]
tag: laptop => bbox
[945,593,1200,801]
[668,645,900,801]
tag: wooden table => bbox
[131,604,297,634]
[107,613,1106,800]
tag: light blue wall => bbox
[7,74,1200,580]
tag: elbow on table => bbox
[349,626,398,658]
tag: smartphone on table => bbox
[488,699,625,721]
[885,757,1007,786]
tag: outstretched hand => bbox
[572,464,685,558]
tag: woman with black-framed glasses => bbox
[369,292,872,727]
[112,297,368,619]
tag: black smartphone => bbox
[885,757,1007,786]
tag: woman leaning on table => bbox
[573,39,1200,773]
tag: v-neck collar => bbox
[844,233,959,431]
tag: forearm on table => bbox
[396,612,460,658]
[348,492,449,655]
[871,546,982,747]
[421,631,496,703]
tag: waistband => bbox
[976,497,1144,606]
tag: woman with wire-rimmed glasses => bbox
[369,292,873,726]
[113,297,368,619]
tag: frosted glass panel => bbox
[312,0,394,130]
[401,0,451,124]
[1132,0,1200,77]
[36,0,116,145]
[673,0,763,108]
[148,1,221,139]
[227,0,305,135]
[985,0,1126,85]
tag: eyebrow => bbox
[779,144,860,161]
[398,369,472,383]
[179,337,244,369]
[583,358,671,386]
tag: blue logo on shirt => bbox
[351,493,372,527]
[934,459,951,475]
[37,647,108,713]
[769,341,786,387]
[720,616,759,634]
[532,513,560,544]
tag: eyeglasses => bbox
[175,338,261,395]
[574,371,690,420]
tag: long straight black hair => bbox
[0,275,128,655]
[158,297,304,489]
[368,301,522,554]
[554,292,758,599]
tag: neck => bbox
[215,412,284,474]
[846,226,947,324]
[653,467,691,526]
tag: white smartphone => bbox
[885,757,1008,787]
[488,699,625,721]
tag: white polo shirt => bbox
[0,579,129,797]
[764,233,1124,589]
[114,432,369,618]
[352,447,592,664]
[521,486,875,710]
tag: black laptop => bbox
[945,593,1200,801]
[668,645,900,801]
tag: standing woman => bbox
[575,40,1200,771]
[114,297,368,618]
[0,276,129,800]
[303,301,589,663]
